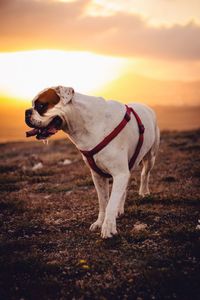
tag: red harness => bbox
[79,105,145,178]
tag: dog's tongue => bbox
[26,126,58,139]
[26,128,39,137]
[47,127,57,134]
[26,116,62,140]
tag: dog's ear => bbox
[55,86,74,105]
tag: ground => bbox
[0,130,200,300]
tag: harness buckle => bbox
[139,124,145,134]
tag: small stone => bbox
[196,220,200,230]
[32,162,43,170]
[133,222,148,232]
[62,159,72,165]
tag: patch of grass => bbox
[75,177,94,188]
[169,141,187,148]
[5,257,45,273]
[34,178,94,193]
[0,174,23,184]
[100,235,123,250]
[182,145,200,151]
[126,230,150,243]
[0,165,17,174]
[14,227,47,238]
[162,176,177,182]
[0,239,33,255]
[0,255,61,299]
[0,152,17,159]
[135,196,200,207]
[28,176,50,184]
[163,226,199,241]
[193,170,200,178]
[25,169,55,177]
[0,198,25,213]
[0,184,20,192]
[36,184,72,194]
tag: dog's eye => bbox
[38,104,44,110]
[35,102,47,114]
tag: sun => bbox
[0,50,126,101]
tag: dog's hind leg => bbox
[139,125,160,197]
[90,171,110,231]
[139,153,155,197]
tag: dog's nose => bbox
[25,109,32,118]
[25,108,35,128]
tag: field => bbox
[0,130,200,300]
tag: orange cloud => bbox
[0,0,200,61]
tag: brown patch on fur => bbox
[34,89,60,115]
[37,89,60,107]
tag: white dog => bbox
[25,86,160,238]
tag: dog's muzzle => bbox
[25,108,63,140]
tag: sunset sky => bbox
[0,0,200,106]
[0,0,200,141]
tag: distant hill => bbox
[97,72,200,106]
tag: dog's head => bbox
[25,86,74,140]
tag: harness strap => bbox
[80,105,145,178]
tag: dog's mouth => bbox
[26,116,63,140]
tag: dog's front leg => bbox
[101,171,130,238]
[90,171,110,231]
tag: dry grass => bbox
[0,130,200,300]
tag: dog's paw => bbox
[101,217,117,238]
[139,188,150,197]
[89,220,103,231]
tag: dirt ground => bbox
[0,130,200,300]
